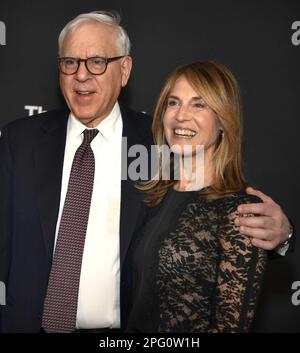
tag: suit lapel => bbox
[34,111,68,260]
[34,107,148,266]
[119,107,148,268]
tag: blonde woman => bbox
[125,61,267,332]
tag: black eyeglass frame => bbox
[58,55,125,75]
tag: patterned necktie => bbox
[42,128,99,333]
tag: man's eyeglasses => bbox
[58,56,125,75]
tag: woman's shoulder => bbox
[195,190,261,208]
[197,191,262,222]
[221,191,262,207]
[212,192,262,232]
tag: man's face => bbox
[59,22,132,127]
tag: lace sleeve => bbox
[209,195,267,332]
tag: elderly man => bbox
[0,11,294,333]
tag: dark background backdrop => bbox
[0,0,299,332]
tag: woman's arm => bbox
[237,187,293,251]
[209,195,267,332]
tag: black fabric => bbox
[0,106,152,333]
[125,188,267,333]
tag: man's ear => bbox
[120,56,133,87]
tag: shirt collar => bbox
[68,102,122,143]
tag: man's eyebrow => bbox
[61,54,105,58]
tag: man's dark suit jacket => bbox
[0,106,152,333]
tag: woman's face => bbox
[163,75,220,156]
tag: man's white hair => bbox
[58,11,131,56]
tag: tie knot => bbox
[83,129,99,144]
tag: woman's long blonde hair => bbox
[138,61,247,206]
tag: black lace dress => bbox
[125,187,267,333]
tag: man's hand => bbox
[234,187,292,250]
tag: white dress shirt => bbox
[54,102,123,329]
